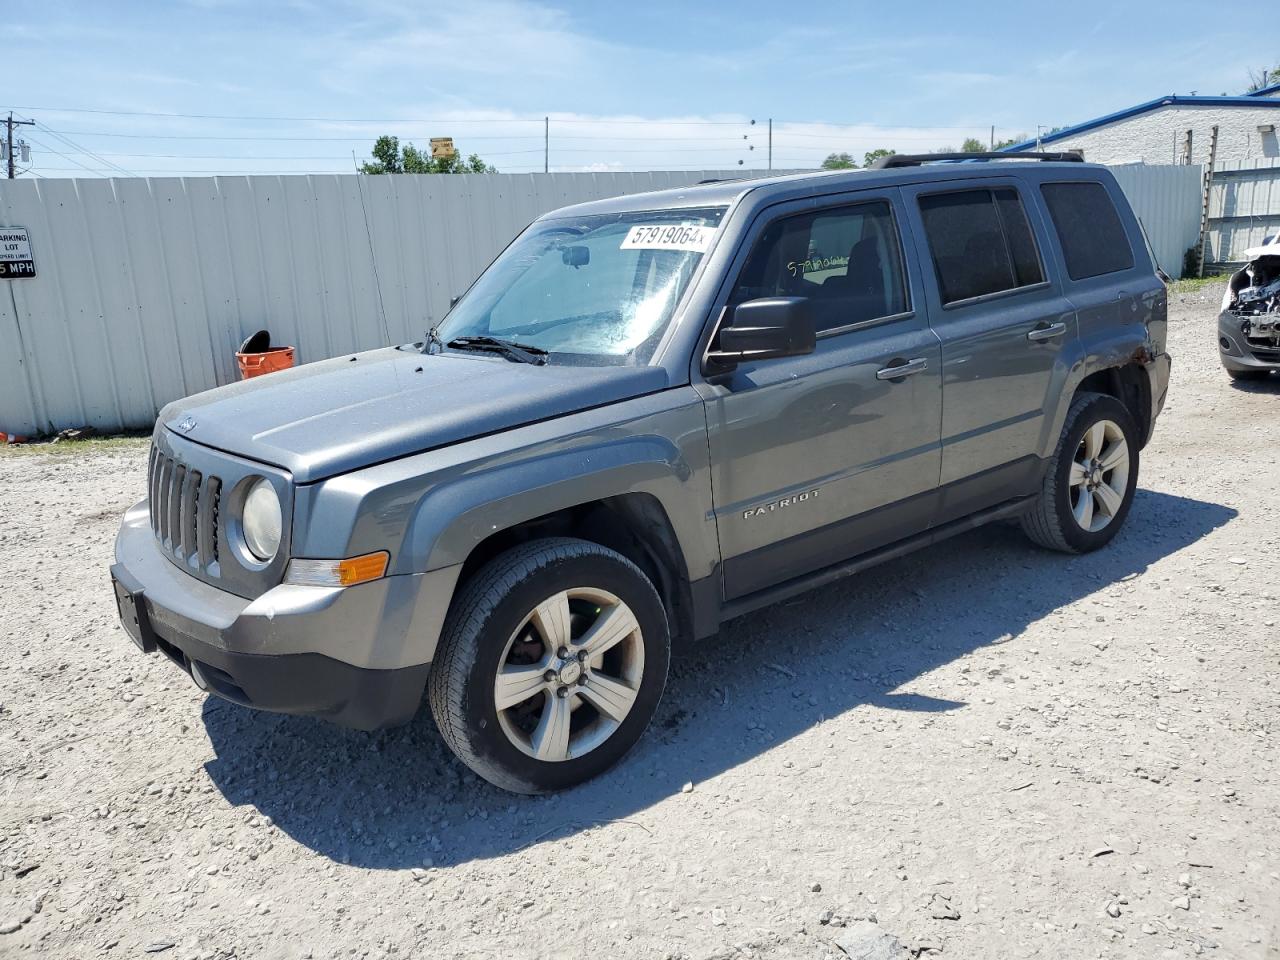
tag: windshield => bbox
[436,206,726,365]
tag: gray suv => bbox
[111,153,1171,794]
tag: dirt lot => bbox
[1,286,1277,960]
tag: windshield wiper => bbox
[446,335,548,365]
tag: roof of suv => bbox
[541,160,1103,219]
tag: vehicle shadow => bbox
[200,488,1234,870]
[1227,373,1279,393]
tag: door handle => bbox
[876,357,928,381]
[1027,321,1067,342]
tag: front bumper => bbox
[1218,311,1280,372]
[111,501,459,730]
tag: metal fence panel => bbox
[1206,159,1280,266]
[0,170,792,436]
[1107,162,1205,278]
[0,164,1213,437]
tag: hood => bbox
[163,347,670,482]
[1242,241,1280,261]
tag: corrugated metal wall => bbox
[1205,158,1280,268]
[0,164,1208,437]
[1108,162,1204,278]
[0,170,786,436]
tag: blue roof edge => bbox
[1001,93,1280,152]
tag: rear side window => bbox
[1041,181,1134,280]
[731,200,909,333]
[918,188,1045,305]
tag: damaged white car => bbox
[1219,235,1280,380]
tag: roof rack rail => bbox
[870,151,1085,169]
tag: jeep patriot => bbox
[111,153,1171,793]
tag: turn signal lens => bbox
[285,552,389,587]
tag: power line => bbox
[773,119,1029,131]
[11,104,753,126]
[79,146,755,161]
[81,149,549,160]
[23,135,112,177]
[770,132,1013,142]
[33,164,806,176]
[10,105,545,123]
[29,121,138,177]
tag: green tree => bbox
[360,136,497,174]
[961,137,985,153]
[993,134,1028,150]
[863,148,895,168]
[821,152,858,169]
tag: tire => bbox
[427,537,670,794]
[1021,392,1140,554]
[1226,367,1270,381]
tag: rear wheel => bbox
[428,538,670,794]
[1021,392,1139,554]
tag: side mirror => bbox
[705,297,817,371]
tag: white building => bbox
[1006,82,1280,165]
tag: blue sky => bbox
[4,0,1275,176]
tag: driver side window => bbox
[730,200,909,333]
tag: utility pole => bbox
[768,118,772,171]
[990,125,995,150]
[5,113,36,179]
[544,116,549,174]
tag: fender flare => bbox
[404,434,698,574]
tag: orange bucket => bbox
[236,346,295,379]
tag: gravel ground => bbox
[1,287,1277,960]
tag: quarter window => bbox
[918,188,1045,305]
[730,200,909,333]
[1041,181,1134,280]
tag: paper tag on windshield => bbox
[620,223,715,252]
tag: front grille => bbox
[1249,347,1280,363]
[148,445,222,574]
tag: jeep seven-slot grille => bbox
[148,446,222,573]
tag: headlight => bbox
[241,478,282,562]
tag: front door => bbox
[900,178,1078,525]
[696,191,944,601]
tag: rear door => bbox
[900,177,1077,525]
[696,189,943,601]
[1037,178,1149,357]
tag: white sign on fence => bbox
[0,226,34,279]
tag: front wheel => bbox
[428,538,670,794]
[1021,392,1140,554]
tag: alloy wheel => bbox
[1068,419,1130,533]
[493,587,645,762]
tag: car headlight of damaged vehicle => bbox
[240,478,282,562]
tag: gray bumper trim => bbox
[113,500,460,670]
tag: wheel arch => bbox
[1074,362,1153,447]
[452,493,698,646]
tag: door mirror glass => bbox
[706,297,816,370]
